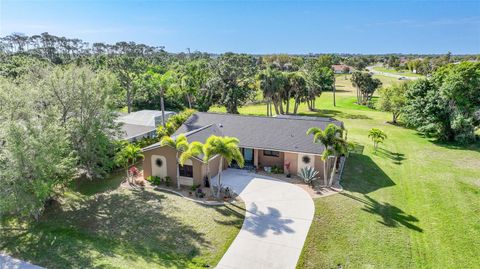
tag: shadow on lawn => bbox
[375,148,406,165]
[1,189,211,268]
[340,193,423,232]
[298,110,372,120]
[341,153,396,194]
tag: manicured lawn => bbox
[373,66,424,77]
[212,79,480,268]
[1,173,245,268]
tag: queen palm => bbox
[306,124,343,186]
[204,135,244,198]
[179,141,214,195]
[160,134,189,189]
[328,136,353,186]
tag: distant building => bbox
[332,64,352,74]
[116,110,176,142]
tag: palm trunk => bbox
[206,161,214,196]
[216,157,224,198]
[176,152,181,189]
[323,160,328,187]
[329,156,339,187]
[160,88,166,127]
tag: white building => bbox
[116,110,176,142]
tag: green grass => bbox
[212,79,480,268]
[1,174,245,268]
[373,66,424,77]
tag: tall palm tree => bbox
[328,136,353,186]
[146,70,174,127]
[306,124,343,186]
[160,134,189,189]
[204,135,244,198]
[115,143,144,185]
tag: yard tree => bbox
[0,78,75,220]
[144,69,175,127]
[203,135,244,198]
[110,55,147,113]
[351,71,382,105]
[115,143,144,186]
[306,124,343,186]
[160,134,189,189]
[377,83,408,124]
[44,65,120,179]
[257,68,288,116]
[403,62,480,143]
[368,128,387,152]
[213,53,257,114]
[303,62,335,111]
[287,71,308,114]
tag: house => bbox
[332,64,352,74]
[116,110,176,142]
[142,112,343,188]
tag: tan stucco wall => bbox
[314,155,325,180]
[143,145,204,187]
[284,152,298,175]
[257,150,285,168]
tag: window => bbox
[263,150,280,157]
[179,164,193,178]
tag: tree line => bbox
[378,62,480,143]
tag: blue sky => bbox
[1,0,479,54]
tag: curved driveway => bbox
[215,169,315,269]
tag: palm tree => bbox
[146,70,174,127]
[179,141,214,195]
[115,143,144,186]
[328,136,353,186]
[160,134,189,189]
[306,124,343,186]
[368,128,387,152]
[204,135,244,198]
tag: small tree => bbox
[306,124,343,186]
[368,128,387,151]
[160,134,189,189]
[203,136,244,198]
[115,143,144,185]
[377,83,408,124]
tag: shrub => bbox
[164,176,172,187]
[298,166,319,186]
[146,176,162,186]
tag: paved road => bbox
[366,66,420,80]
[0,253,44,269]
[215,169,315,269]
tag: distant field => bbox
[373,66,424,77]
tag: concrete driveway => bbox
[215,169,315,269]
[0,253,44,269]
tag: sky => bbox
[1,0,479,54]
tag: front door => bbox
[243,148,254,166]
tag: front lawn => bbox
[1,174,245,268]
[211,80,480,268]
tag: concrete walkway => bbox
[215,169,315,269]
[0,253,44,269]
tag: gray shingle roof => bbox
[170,112,343,155]
[120,123,156,140]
